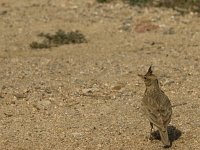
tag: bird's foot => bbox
[149,134,155,141]
[163,144,171,149]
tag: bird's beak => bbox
[138,74,144,79]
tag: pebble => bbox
[82,88,99,94]
[72,132,83,139]
[163,27,175,35]
[37,100,51,109]
[160,78,175,86]
[13,93,27,99]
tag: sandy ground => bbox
[0,0,200,149]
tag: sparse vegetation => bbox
[30,30,87,49]
[96,0,111,3]
[96,0,200,13]
[129,0,200,12]
[127,0,149,6]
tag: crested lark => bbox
[139,66,172,148]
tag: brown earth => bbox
[0,0,200,149]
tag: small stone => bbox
[160,78,174,86]
[112,83,125,91]
[13,93,27,99]
[82,88,93,94]
[37,100,51,109]
[72,132,83,139]
[163,27,175,35]
[33,104,40,111]
[45,88,51,94]
[82,88,99,94]
[0,10,7,15]
[4,112,13,117]
[112,85,122,90]
[74,79,84,85]
[0,93,4,98]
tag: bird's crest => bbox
[145,65,153,76]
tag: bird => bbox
[138,66,172,148]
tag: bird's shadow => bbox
[151,125,182,144]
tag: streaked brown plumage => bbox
[139,66,172,148]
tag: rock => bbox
[160,78,175,86]
[82,88,99,94]
[119,23,131,32]
[163,27,175,35]
[4,112,13,117]
[13,93,27,99]
[112,85,122,90]
[13,89,29,99]
[37,100,51,109]
[112,83,125,91]
[74,79,84,85]
[135,21,159,33]
[82,88,93,94]
[0,92,4,98]
[45,88,51,94]
[72,132,83,139]
[0,10,7,15]
[119,16,133,32]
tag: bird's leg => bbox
[149,122,154,140]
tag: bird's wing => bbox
[144,105,166,131]
[159,92,172,126]
[142,94,172,130]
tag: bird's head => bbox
[138,66,159,87]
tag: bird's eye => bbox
[144,76,147,79]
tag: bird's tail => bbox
[159,128,171,147]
